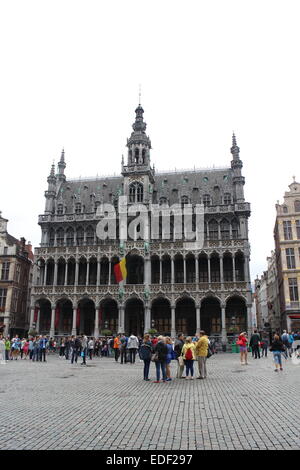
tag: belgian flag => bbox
[113,257,127,283]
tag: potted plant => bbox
[101,329,112,337]
[148,328,158,335]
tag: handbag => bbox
[151,352,159,362]
[178,355,184,366]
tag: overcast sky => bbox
[0,0,299,281]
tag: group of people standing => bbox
[237,329,300,371]
[139,331,210,382]
[0,334,48,362]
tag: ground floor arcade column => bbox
[221,304,227,343]
[118,304,124,333]
[171,304,176,338]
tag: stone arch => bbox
[127,254,144,284]
[78,297,95,336]
[55,298,73,335]
[151,297,171,335]
[175,297,196,335]
[99,297,119,334]
[38,298,52,334]
[124,297,144,336]
[200,296,221,336]
[225,295,247,336]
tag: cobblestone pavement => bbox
[0,352,299,450]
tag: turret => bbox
[230,133,245,202]
[44,163,57,214]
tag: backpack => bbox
[185,347,193,360]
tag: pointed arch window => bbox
[209,220,219,240]
[232,219,239,239]
[295,200,300,212]
[77,227,84,246]
[57,228,64,246]
[181,196,189,207]
[49,229,55,247]
[129,182,143,203]
[220,219,230,239]
[159,197,168,206]
[66,227,74,246]
[86,226,95,245]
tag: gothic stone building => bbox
[30,104,252,342]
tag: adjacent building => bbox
[0,212,34,337]
[30,103,252,342]
[274,180,300,332]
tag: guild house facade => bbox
[30,103,252,343]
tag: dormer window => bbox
[75,203,81,214]
[203,194,211,207]
[57,204,64,215]
[159,197,168,206]
[181,196,189,206]
[295,200,300,212]
[224,193,231,205]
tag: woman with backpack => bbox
[181,337,196,379]
[139,334,153,381]
[270,334,286,372]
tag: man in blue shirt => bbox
[39,335,48,362]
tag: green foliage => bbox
[101,329,112,336]
[148,328,158,335]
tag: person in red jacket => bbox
[237,332,248,365]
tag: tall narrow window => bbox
[220,219,230,239]
[77,227,84,246]
[66,228,74,246]
[57,228,64,246]
[1,262,10,281]
[208,220,218,240]
[289,278,299,301]
[0,288,7,308]
[232,219,239,239]
[286,248,296,269]
[283,221,292,240]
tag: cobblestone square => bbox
[0,353,299,450]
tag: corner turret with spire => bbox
[230,133,245,202]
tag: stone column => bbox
[75,260,79,286]
[108,260,111,286]
[43,263,48,286]
[244,255,250,284]
[72,307,77,335]
[195,256,199,284]
[86,261,90,286]
[208,256,211,284]
[29,306,35,329]
[220,255,224,286]
[94,308,99,338]
[64,262,68,286]
[159,258,162,285]
[97,260,101,285]
[221,304,227,344]
[247,304,253,338]
[144,303,151,334]
[183,256,187,284]
[53,261,58,286]
[118,304,124,333]
[50,306,55,337]
[171,304,176,337]
[196,305,201,333]
[171,257,175,285]
[232,255,236,283]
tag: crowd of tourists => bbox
[1,329,299,376]
[237,329,300,371]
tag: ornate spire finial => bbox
[231,132,240,158]
[139,84,141,105]
[60,148,65,162]
[293,175,296,183]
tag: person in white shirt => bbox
[127,334,139,364]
